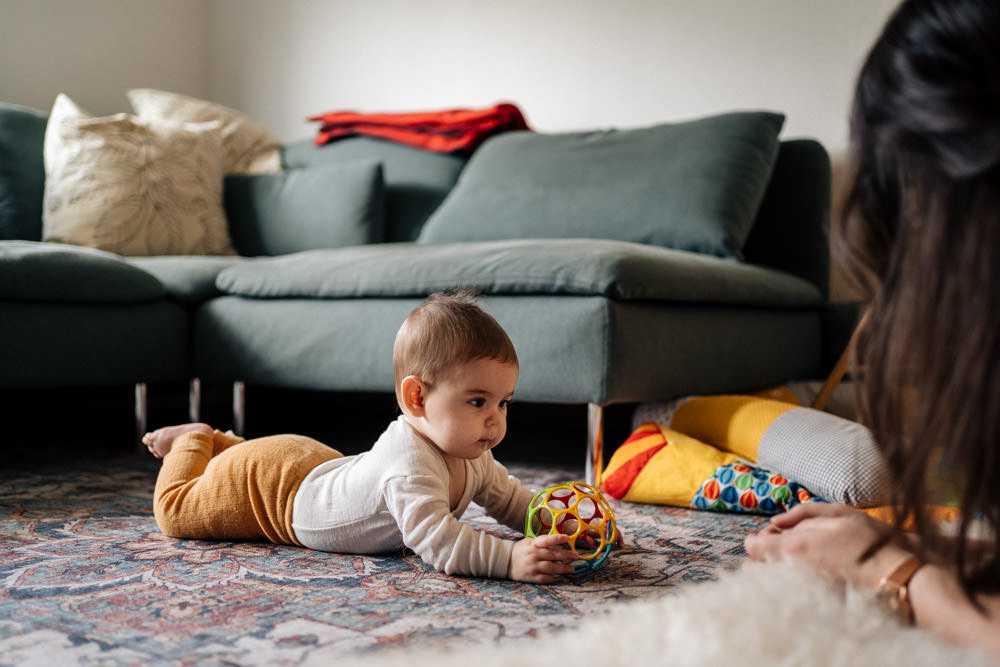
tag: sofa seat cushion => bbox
[215,239,823,308]
[126,256,246,306]
[0,241,165,303]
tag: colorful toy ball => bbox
[524,481,617,573]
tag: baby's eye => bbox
[499,399,511,409]
[469,398,486,408]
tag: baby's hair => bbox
[393,291,518,405]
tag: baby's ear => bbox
[400,376,427,416]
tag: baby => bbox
[144,292,579,582]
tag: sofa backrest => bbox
[0,100,467,247]
[1,99,831,299]
[282,137,467,243]
[283,133,832,300]
[0,102,48,242]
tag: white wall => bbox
[3,0,898,153]
[0,0,211,116]
[209,0,899,156]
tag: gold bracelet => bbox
[876,554,923,625]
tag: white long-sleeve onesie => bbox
[291,416,536,578]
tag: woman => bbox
[745,0,1000,657]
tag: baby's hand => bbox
[508,534,577,583]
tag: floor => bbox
[2,383,637,468]
[0,454,766,665]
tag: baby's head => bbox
[393,291,518,412]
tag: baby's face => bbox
[419,358,518,460]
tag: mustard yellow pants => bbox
[153,430,343,546]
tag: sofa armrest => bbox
[743,139,832,298]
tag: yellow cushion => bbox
[671,395,796,462]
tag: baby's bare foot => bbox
[142,423,213,458]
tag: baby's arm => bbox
[471,456,538,533]
[471,458,585,581]
[386,473,565,580]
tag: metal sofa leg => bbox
[586,403,605,488]
[188,378,201,422]
[232,381,245,436]
[134,382,147,449]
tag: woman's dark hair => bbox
[840,0,1000,594]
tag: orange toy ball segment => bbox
[524,481,617,573]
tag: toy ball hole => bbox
[528,508,553,534]
[575,497,599,522]
[548,489,574,507]
[578,529,603,553]
[556,515,580,536]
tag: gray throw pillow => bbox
[416,111,785,259]
[0,102,48,241]
[224,160,385,256]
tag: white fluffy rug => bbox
[315,561,996,667]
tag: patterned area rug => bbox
[0,454,768,665]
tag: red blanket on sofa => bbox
[309,103,530,154]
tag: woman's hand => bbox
[745,502,913,590]
[508,534,577,583]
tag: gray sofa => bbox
[0,102,833,476]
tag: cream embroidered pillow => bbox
[42,94,236,256]
[128,88,282,174]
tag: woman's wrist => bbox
[858,543,915,590]
[875,553,923,624]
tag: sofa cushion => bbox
[215,239,823,307]
[416,111,785,260]
[128,88,282,174]
[42,94,235,257]
[224,160,385,256]
[0,102,48,241]
[0,241,165,303]
[126,256,246,305]
[282,136,466,243]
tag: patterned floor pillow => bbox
[601,422,821,514]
